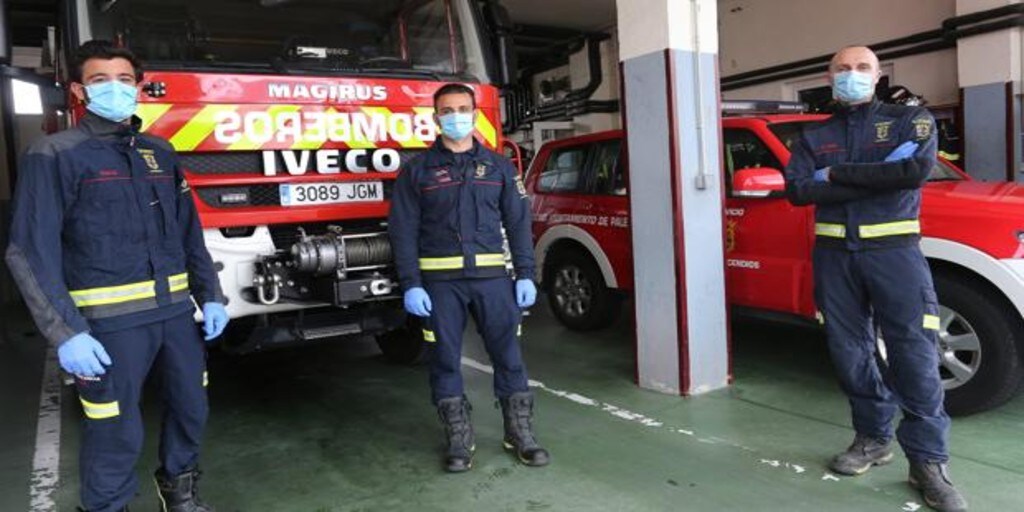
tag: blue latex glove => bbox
[404,287,432,317]
[516,279,537,308]
[202,302,229,341]
[813,167,830,182]
[885,141,919,162]
[58,333,112,377]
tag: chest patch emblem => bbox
[874,121,894,143]
[137,148,163,173]
[475,163,488,179]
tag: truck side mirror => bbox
[732,167,785,198]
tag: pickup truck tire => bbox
[376,322,429,365]
[877,271,1024,416]
[545,248,620,331]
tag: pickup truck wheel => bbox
[376,321,428,365]
[877,272,1023,416]
[546,250,619,331]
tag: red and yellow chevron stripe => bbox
[134,103,500,152]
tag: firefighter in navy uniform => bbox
[785,46,967,512]
[388,83,549,472]
[4,42,226,512]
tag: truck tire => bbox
[376,322,429,365]
[877,271,1024,416]
[545,248,620,331]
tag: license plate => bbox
[279,181,384,206]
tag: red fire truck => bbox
[527,103,1024,416]
[47,0,515,360]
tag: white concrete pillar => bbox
[618,0,729,395]
[957,0,1024,181]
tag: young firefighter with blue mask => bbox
[785,46,967,512]
[5,41,226,512]
[388,83,549,472]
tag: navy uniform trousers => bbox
[423,277,528,404]
[75,311,208,511]
[813,245,950,463]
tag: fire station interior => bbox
[2,0,1024,510]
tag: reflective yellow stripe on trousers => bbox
[70,274,190,307]
[859,220,921,239]
[418,254,506,271]
[80,398,120,419]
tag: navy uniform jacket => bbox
[4,113,223,344]
[388,138,534,291]
[784,100,938,251]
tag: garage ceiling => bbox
[502,0,617,31]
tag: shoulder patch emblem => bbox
[515,175,527,198]
[913,118,933,140]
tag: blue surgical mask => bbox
[832,71,876,104]
[438,112,475,141]
[84,81,138,122]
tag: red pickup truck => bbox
[526,113,1024,416]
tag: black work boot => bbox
[437,396,475,473]
[909,461,968,512]
[154,467,214,512]
[828,434,894,475]
[499,392,550,467]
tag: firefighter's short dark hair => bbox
[433,83,476,109]
[72,40,144,84]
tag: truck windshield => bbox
[768,121,965,182]
[75,0,492,82]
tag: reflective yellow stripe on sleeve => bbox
[169,273,190,293]
[814,223,846,238]
[203,371,209,388]
[859,220,921,239]
[423,329,436,342]
[80,398,120,420]
[923,314,941,331]
[475,253,507,267]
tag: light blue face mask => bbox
[84,81,138,122]
[438,112,475,141]
[832,71,876,104]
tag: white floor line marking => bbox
[462,356,916,510]
[29,342,62,512]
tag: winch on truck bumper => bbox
[252,226,398,307]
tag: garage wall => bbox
[521,0,963,140]
[527,29,621,143]
[719,0,960,105]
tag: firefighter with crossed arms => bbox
[785,46,968,512]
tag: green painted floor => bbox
[3,299,1024,511]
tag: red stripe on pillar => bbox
[664,49,690,395]
[713,59,734,385]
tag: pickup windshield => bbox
[77,0,491,82]
[768,121,965,182]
